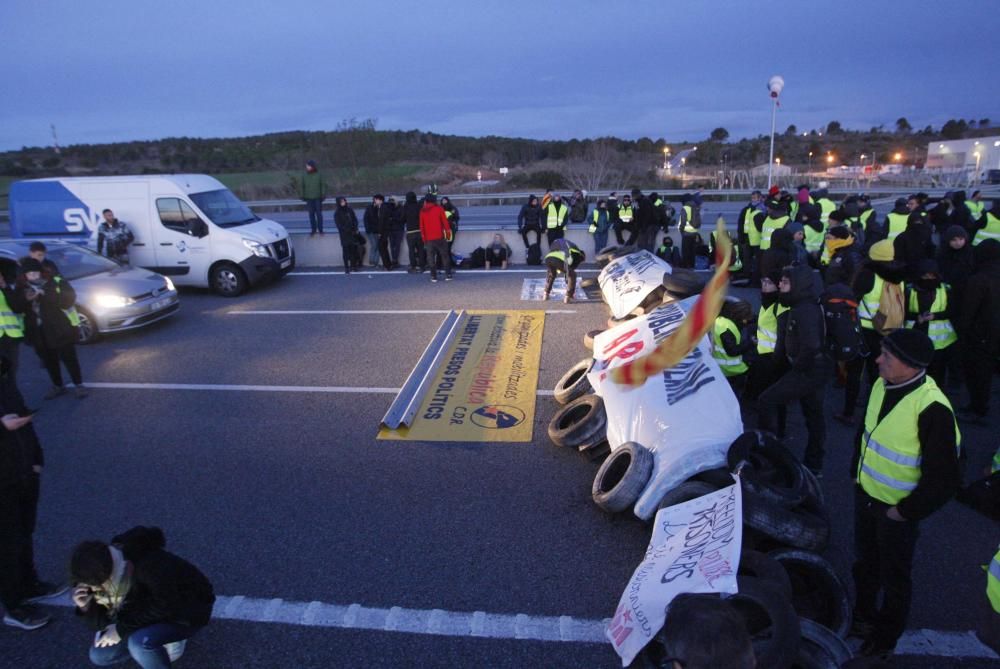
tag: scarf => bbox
[824,236,853,258]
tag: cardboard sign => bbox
[598,251,671,319]
[607,481,742,666]
[379,311,545,442]
[520,278,588,301]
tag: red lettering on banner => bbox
[601,328,644,362]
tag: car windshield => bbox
[17,245,121,280]
[189,189,259,228]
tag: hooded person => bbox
[951,190,972,233]
[937,225,975,308]
[401,191,426,272]
[757,263,831,475]
[904,259,957,388]
[333,196,361,273]
[893,211,936,278]
[784,221,809,266]
[823,225,862,288]
[517,195,543,248]
[759,227,796,283]
[957,239,1000,419]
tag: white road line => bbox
[40,593,1000,657]
[227,309,578,315]
[86,382,558,397]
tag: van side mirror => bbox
[189,220,209,238]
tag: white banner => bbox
[587,298,744,519]
[607,481,743,666]
[598,250,672,319]
[519,278,588,301]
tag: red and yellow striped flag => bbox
[611,217,732,387]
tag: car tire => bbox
[75,308,99,344]
[739,550,793,600]
[741,490,830,552]
[583,329,604,351]
[639,285,667,312]
[553,358,593,405]
[592,441,653,513]
[663,267,707,298]
[728,430,809,508]
[547,394,606,449]
[211,262,248,297]
[728,576,801,669]
[795,618,854,668]
[768,549,852,639]
[656,480,720,512]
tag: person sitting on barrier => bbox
[543,238,584,304]
[517,195,543,248]
[653,594,755,669]
[485,234,511,270]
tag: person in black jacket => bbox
[758,264,831,475]
[517,195,543,249]
[758,227,797,284]
[0,258,29,381]
[822,226,862,288]
[362,195,384,268]
[333,197,360,274]
[440,197,460,256]
[386,196,405,268]
[893,211,935,278]
[957,239,1000,421]
[632,188,658,252]
[71,526,215,668]
[0,356,66,631]
[19,258,86,399]
[401,192,425,272]
[937,225,975,308]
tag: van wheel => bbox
[212,263,247,297]
[76,309,99,344]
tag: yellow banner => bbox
[378,310,545,442]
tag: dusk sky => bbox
[3,0,999,151]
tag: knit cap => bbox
[868,239,895,262]
[881,329,934,370]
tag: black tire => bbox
[639,285,667,312]
[656,480,720,512]
[742,490,830,552]
[583,329,604,351]
[739,550,793,600]
[693,466,736,488]
[768,549,852,639]
[76,308,99,344]
[662,267,707,298]
[582,440,610,462]
[728,576,801,669]
[211,262,248,297]
[729,430,809,508]
[592,441,653,513]
[547,394,606,449]
[553,358,593,405]
[793,618,854,668]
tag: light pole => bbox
[766,75,784,189]
[808,151,813,174]
[663,147,669,170]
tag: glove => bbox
[589,224,597,233]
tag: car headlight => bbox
[163,277,175,292]
[94,293,135,309]
[242,238,270,257]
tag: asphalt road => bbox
[1,266,997,668]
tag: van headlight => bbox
[242,239,270,257]
[94,293,135,310]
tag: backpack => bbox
[526,243,542,265]
[822,285,864,361]
[872,280,905,335]
[468,247,486,268]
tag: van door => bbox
[152,197,212,284]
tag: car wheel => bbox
[592,441,653,513]
[76,309,99,344]
[211,263,247,297]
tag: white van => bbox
[8,174,294,296]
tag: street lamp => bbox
[775,157,781,165]
[808,151,813,173]
[766,75,785,188]
[893,152,902,163]
[663,147,669,170]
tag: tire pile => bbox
[548,246,854,668]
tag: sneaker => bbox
[431,277,438,283]
[445,275,453,281]
[75,385,89,399]
[44,386,66,400]
[3,606,51,630]
[563,295,572,304]
[165,639,187,662]
[24,580,70,603]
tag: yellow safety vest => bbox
[589,208,605,233]
[817,198,836,225]
[546,203,567,229]
[712,316,748,377]
[858,275,886,330]
[0,291,24,339]
[710,231,742,271]
[756,302,789,354]
[974,212,1000,246]
[758,215,789,250]
[885,212,909,241]
[857,375,960,505]
[904,284,956,349]
[743,207,761,247]
[988,545,1000,614]
[618,205,634,223]
[803,222,825,254]
[681,205,698,234]
[859,209,875,230]
[967,200,984,220]
[54,278,81,328]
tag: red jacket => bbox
[420,202,451,242]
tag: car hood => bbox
[236,218,289,244]
[75,267,171,299]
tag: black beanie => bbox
[20,258,43,273]
[944,225,968,243]
[828,226,850,240]
[881,329,934,370]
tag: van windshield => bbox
[189,189,260,228]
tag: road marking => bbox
[227,309,578,315]
[86,382,558,397]
[40,593,1000,657]
[290,269,599,276]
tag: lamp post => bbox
[766,75,784,188]
[808,151,813,173]
[663,147,669,170]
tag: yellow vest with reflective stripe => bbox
[803,222,825,254]
[712,316,748,376]
[974,212,1000,246]
[860,209,874,230]
[0,291,23,339]
[546,203,567,229]
[758,215,788,250]
[817,198,836,225]
[743,207,761,247]
[618,205,634,223]
[756,302,789,354]
[681,205,697,233]
[905,284,956,349]
[886,212,909,241]
[967,200,984,220]
[858,275,886,330]
[988,545,1000,614]
[857,375,960,505]
[54,278,81,328]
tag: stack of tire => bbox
[548,357,608,461]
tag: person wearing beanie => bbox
[957,239,1000,420]
[401,191,426,273]
[758,264,830,475]
[893,211,935,275]
[739,190,765,285]
[517,194,543,249]
[299,160,326,235]
[884,198,911,243]
[904,259,957,388]
[851,327,960,657]
[784,221,809,266]
[822,226,861,289]
[971,198,1000,246]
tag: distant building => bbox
[925,136,1000,179]
[750,163,791,177]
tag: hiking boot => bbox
[3,606,51,630]
[44,386,66,400]
[24,580,70,603]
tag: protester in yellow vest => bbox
[745,275,790,436]
[966,190,985,221]
[738,190,764,283]
[19,258,87,399]
[754,199,789,251]
[972,199,1000,246]
[979,544,1000,654]
[884,198,911,242]
[853,239,906,386]
[711,300,754,395]
[903,260,957,388]
[852,328,961,658]
[542,193,568,246]
[0,259,28,380]
[543,238,585,304]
